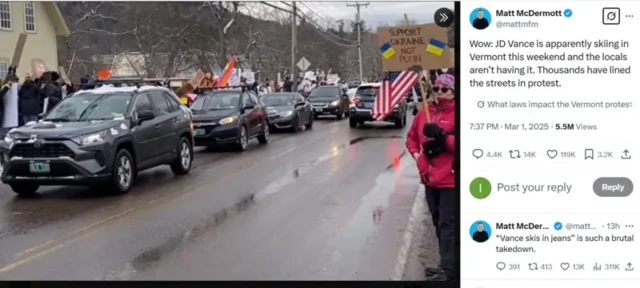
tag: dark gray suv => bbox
[0,85,194,196]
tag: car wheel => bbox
[305,113,313,129]
[236,125,249,151]
[290,116,300,133]
[170,137,193,175]
[110,149,136,194]
[394,116,404,128]
[349,118,358,128]
[257,121,269,144]
[10,183,39,197]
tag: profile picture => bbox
[469,220,492,243]
[469,8,491,30]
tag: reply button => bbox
[593,177,634,197]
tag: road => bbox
[0,115,437,280]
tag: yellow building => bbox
[0,1,69,80]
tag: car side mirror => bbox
[137,110,155,124]
[242,104,255,111]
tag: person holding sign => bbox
[405,74,456,281]
[177,83,195,106]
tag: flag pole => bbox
[419,73,432,122]
[409,65,431,122]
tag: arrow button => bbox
[434,7,454,28]
[440,13,448,22]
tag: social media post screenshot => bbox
[461,216,637,279]
[459,1,640,286]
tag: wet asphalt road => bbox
[0,114,436,280]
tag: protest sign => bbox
[326,74,340,85]
[304,71,315,81]
[189,69,205,87]
[377,23,452,71]
[58,66,71,85]
[32,60,47,78]
[228,68,240,87]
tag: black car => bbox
[0,86,194,196]
[262,92,313,132]
[349,83,408,129]
[191,89,269,151]
[308,86,350,120]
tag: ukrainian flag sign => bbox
[426,38,446,56]
[379,42,396,60]
[377,23,452,71]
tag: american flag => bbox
[372,70,419,121]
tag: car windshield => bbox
[262,94,295,106]
[309,87,339,100]
[190,92,240,111]
[44,92,132,121]
[356,87,379,97]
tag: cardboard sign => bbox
[58,66,71,85]
[11,34,28,67]
[189,69,205,88]
[31,60,47,78]
[377,23,452,71]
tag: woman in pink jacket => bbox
[405,74,456,281]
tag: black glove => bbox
[423,123,444,139]
[422,139,444,159]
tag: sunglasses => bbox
[433,86,452,93]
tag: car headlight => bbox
[3,134,14,145]
[219,116,237,125]
[279,110,293,117]
[72,131,107,146]
[330,100,340,106]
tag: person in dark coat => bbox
[80,75,92,90]
[41,72,62,112]
[283,77,292,92]
[18,77,42,124]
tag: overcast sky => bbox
[245,2,455,30]
[302,1,454,28]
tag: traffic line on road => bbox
[267,147,295,160]
[0,121,350,274]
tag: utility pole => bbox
[291,1,297,89]
[347,2,368,82]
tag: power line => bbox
[260,2,358,48]
[298,2,335,29]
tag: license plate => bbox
[363,102,374,108]
[29,162,50,173]
[194,129,205,136]
[314,108,323,112]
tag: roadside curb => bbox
[391,182,428,280]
